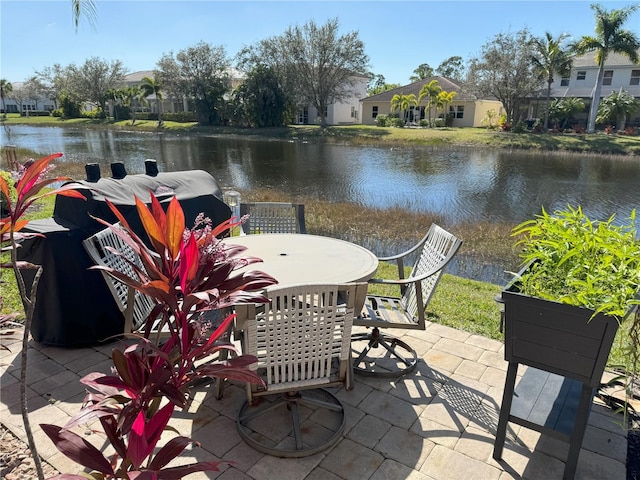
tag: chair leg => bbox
[237,388,346,458]
[351,327,418,377]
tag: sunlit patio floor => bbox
[0,322,628,480]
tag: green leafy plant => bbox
[40,193,278,478]
[375,114,388,127]
[481,109,498,130]
[512,205,640,319]
[512,205,640,428]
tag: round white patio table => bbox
[223,233,378,286]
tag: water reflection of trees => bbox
[6,126,638,227]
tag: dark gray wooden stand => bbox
[493,365,595,480]
[493,279,621,480]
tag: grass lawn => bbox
[4,114,640,156]
[0,189,632,373]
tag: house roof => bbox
[529,85,640,99]
[571,48,640,68]
[122,68,247,84]
[361,76,479,102]
[123,70,155,82]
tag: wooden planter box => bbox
[495,261,635,479]
[501,284,620,388]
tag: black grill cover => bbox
[18,170,231,347]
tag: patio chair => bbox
[240,202,306,234]
[235,282,367,457]
[83,225,165,343]
[352,224,462,377]
[84,225,231,397]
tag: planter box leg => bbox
[493,362,518,460]
[563,383,594,480]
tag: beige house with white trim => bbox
[360,76,503,127]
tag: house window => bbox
[630,69,640,85]
[576,71,586,81]
[560,77,570,86]
[350,106,358,119]
[602,70,613,86]
[372,106,378,119]
[297,107,308,124]
[449,105,464,119]
[413,106,422,122]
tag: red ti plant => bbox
[41,192,278,479]
[1,153,86,480]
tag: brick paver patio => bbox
[0,322,627,479]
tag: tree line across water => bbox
[0,3,638,133]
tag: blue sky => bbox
[1,1,638,85]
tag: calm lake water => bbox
[3,125,639,283]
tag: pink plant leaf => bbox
[0,260,39,269]
[46,474,94,479]
[111,347,134,387]
[14,180,85,221]
[196,363,265,386]
[80,372,126,397]
[190,342,238,362]
[144,402,175,455]
[158,382,187,408]
[179,232,199,292]
[128,403,174,469]
[92,374,131,392]
[100,415,127,460]
[64,400,121,430]
[147,436,191,471]
[40,424,115,475]
[102,198,136,238]
[187,314,235,359]
[128,472,158,480]
[128,411,150,469]
[152,461,224,479]
[14,153,63,200]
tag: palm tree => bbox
[436,90,457,126]
[1,79,13,117]
[418,80,442,127]
[106,88,126,121]
[140,76,163,127]
[572,3,640,133]
[390,93,417,124]
[123,85,141,125]
[596,89,638,130]
[71,0,96,30]
[531,32,573,130]
[547,97,586,130]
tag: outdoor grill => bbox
[18,164,232,347]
